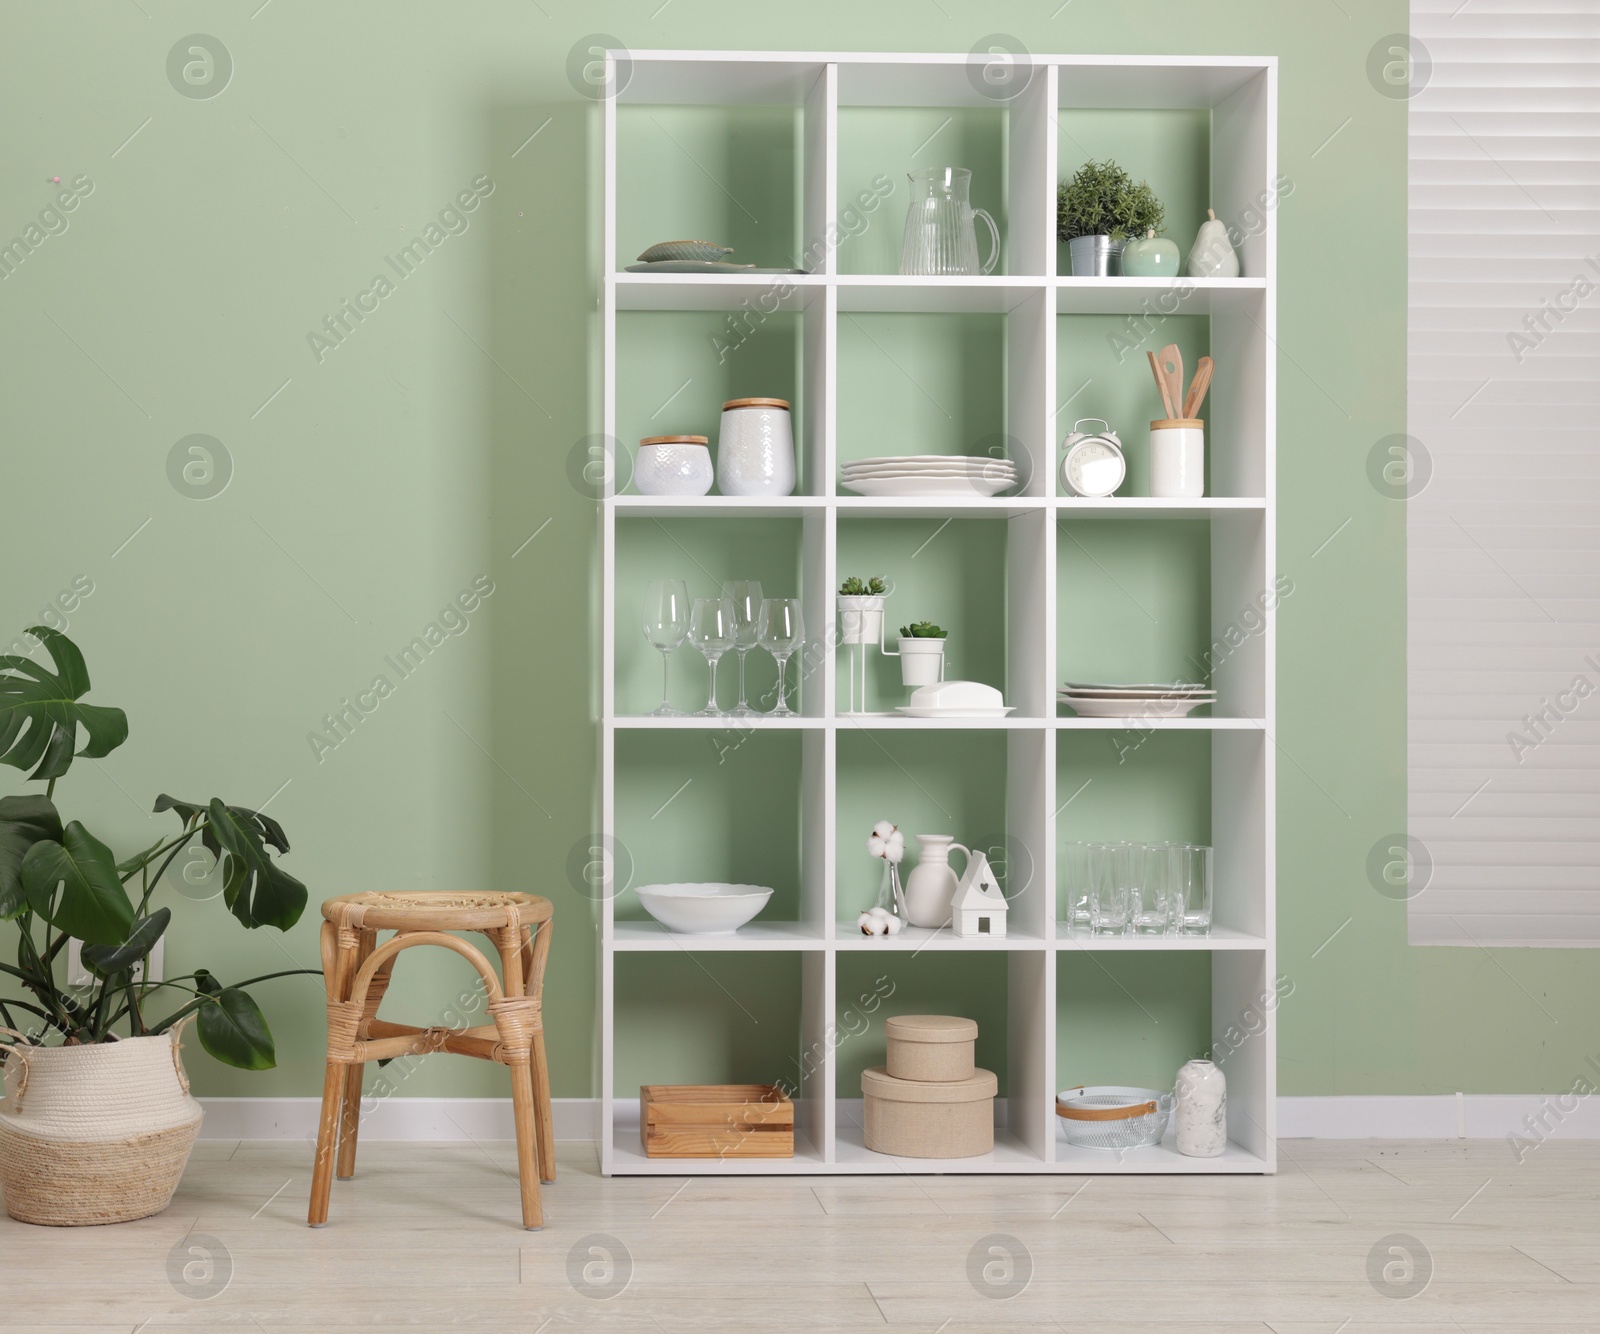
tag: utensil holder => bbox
[1149,419,1204,498]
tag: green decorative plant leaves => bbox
[20,821,134,945]
[152,794,304,931]
[203,799,306,931]
[82,907,171,976]
[1057,160,1166,241]
[196,986,276,1070]
[0,794,64,919]
[0,628,129,780]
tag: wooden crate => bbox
[640,1084,795,1159]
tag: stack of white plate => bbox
[1057,682,1216,719]
[841,454,1016,498]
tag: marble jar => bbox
[716,398,795,497]
[635,435,714,496]
[1174,1058,1227,1157]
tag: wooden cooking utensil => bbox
[1182,356,1215,420]
[1147,350,1177,419]
[1157,343,1185,420]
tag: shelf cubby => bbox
[600,49,1276,1176]
[612,515,814,717]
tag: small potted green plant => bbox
[1058,159,1166,277]
[837,575,888,646]
[0,628,314,1225]
[892,621,948,686]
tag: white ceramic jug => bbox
[903,835,969,928]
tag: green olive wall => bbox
[2,1,1592,1102]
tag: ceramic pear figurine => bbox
[1186,208,1240,279]
[1120,228,1180,278]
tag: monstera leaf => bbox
[83,907,171,976]
[0,794,63,919]
[196,986,276,1069]
[20,820,134,945]
[153,795,305,931]
[0,628,128,781]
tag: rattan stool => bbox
[307,891,555,1230]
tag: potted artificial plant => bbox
[836,576,887,646]
[1058,159,1166,277]
[892,621,948,686]
[0,628,313,1226]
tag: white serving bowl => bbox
[634,883,774,936]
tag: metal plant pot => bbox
[1068,235,1124,277]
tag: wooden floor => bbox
[3,1138,1598,1330]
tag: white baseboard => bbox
[1277,1093,1600,1141]
[199,1094,1600,1144]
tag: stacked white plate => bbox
[1058,682,1216,719]
[841,454,1016,498]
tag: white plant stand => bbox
[598,50,1276,1175]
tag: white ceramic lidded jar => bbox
[635,435,714,496]
[1173,1057,1227,1157]
[716,398,795,497]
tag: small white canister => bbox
[1173,1057,1227,1157]
[635,435,714,496]
[1149,418,1205,499]
[717,397,795,497]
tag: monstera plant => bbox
[0,627,313,1068]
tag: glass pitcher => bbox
[898,167,1000,276]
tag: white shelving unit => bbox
[598,50,1276,1175]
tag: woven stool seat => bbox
[307,892,555,1230]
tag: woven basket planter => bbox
[0,1029,203,1226]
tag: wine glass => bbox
[687,596,737,717]
[722,579,764,718]
[642,579,689,716]
[757,598,805,717]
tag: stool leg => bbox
[530,1031,556,1184]
[520,922,557,1183]
[493,925,544,1228]
[336,932,385,1180]
[308,1061,346,1227]
[507,1056,544,1229]
[309,918,360,1228]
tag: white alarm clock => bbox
[1060,419,1126,497]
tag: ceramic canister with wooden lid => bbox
[635,435,713,496]
[1149,418,1204,498]
[716,398,795,497]
[885,1014,978,1082]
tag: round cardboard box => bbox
[862,1065,996,1159]
[885,1014,978,1083]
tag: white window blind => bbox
[1408,1,1600,944]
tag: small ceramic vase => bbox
[1119,228,1180,278]
[903,835,968,929]
[716,398,795,497]
[1174,1058,1227,1157]
[635,436,713,496]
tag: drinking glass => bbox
[1089,842,1131,935]
[642,579,689,716]
[722,579,764,718]
[757,598,805,716]
[1130,843,1174,936]
[687,596,736,717]
[1062,841,1094,933]
[1176,844,1214,935]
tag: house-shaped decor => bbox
[952,851,1008,939]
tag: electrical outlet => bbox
[66,939,163,988]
